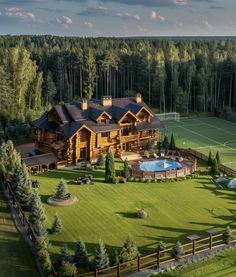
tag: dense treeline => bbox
[1,35,236,120]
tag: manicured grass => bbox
[0,190,39,277]
[153,247,236,277]
[36,165,236,259]
[164,117,236,170]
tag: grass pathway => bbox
[0,189,39,277]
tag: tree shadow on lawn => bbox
[115,212,137,218]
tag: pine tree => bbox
[44,71,57,106]
[55,179,69,199]
[212,158,220,175]
[170,133,176,150]
[171,241,184,260]
[123,158,130,178]
[51,213,62,234]
[74,239,88,267]
[145,139,152,151]
[111,250,119,265]
[222,226,232,244]
[29,190,47,237]
[105,148,115,183]
[15,163,32,207]
[216,151,221,165]
[208,151,213,166]
[119,235,139,262]
[61,244,71,264]
[93,240,110,270]
[162,136,169,150]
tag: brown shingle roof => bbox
[33,96,163,138]
[23,153,58,167]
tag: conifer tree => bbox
[51,213,62,234]
[105,148,115,183]
[15,163,32,207]
[29,189,47,237]
[171,241,184,260]
[55,179,69,199]
[208,151,213,166]
[216,151,221,165]
[162,135,169,150]
[212,158,220,175]
[123,158,130,178]
[61,244,71,264]
[222,226,232,244]
[74,239,88,267]
[119,235,139,262]
[170,133,176,150]
[93,240,110,270]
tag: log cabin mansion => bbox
[29,94,163,169]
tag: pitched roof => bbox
[32,96,163,137]
[23,153,58,167]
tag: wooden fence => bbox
[2,180,37,243]
[78,229,236,277]
[180,148,236,177]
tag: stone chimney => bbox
[135,93,142,103]
[81,98,88,110]
[102,96,112,107]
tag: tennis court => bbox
[163,117,236,170]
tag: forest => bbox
[0,35,236,122]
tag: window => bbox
[101,132,110,138]
[121,126,133,136]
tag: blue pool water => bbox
[140,159,182,172]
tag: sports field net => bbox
[156,112,180,122]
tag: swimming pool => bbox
[139,159,182,172]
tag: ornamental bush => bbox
[137,208,148,218]
[222,226,232,244]
[59,262,77,277]
[51,213,62,234]
[93,240,110,270]
[119,235,139,262]
[38,249,52,275]
[55,179,69,199]
[74,239,88,267]
[171,241,184,260]
[105,148,115,183]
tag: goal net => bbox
[156,112,180,122]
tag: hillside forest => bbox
[1,36,236,123]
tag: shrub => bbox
[119,235,139,262]
[208,151,213,166]
[74,239,88,267]
[55,179,69,199]
[51,213,62,234]
[137,208,148,219]
[169,133,176,150]
[222,226,232,244]
[156,241,165,253]
[112,177,119,184]
[145,139,152,151]
[144,150,150,158]
[60,262,77,277]
[105,148,115,183]
[93,240,110,270]
[61,244,71,264]
[38,249,52,275]
[123,158,130,178]
[171,241,184,260]
[97,154,105,167]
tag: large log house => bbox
[30,94,163,168]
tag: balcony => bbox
[120,133,138,143]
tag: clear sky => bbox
[0,0,234,36]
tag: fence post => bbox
[209,235,212,250]
[94,269,98,277]
[157,251,160,268]
[137,256,140,272]
[117,262,120,277]
[192,240,195,255]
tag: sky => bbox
[0,0,234,36]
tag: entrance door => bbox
[80,147,87,160]
[123,142,131,152]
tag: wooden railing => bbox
[77,229,236,277]
[180,148,236,177]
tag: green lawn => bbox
[36,165,236,259]
[153,247,236,277]
[164,117,236,170]
[0,190,39,277]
